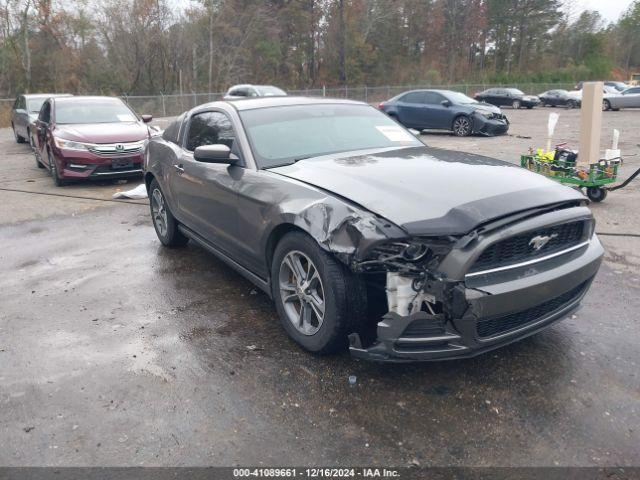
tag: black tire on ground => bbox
[512,100,521,109]
[452,115,472,137]
[526,105,533,109]
[48,150,67,187]
[271,231,366,354]
[603,100,611,111]
[35,151,44,168]
[586,187,607,203]
[567,100,578,109]
[12,124,25,144]
[149,179,189,247]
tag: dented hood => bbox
[269,146,584,236]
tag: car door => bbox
[620,87,640,108]
[421,91,453,129]
[170,110,241,256]
[12,96,28,137]
[35,100,52,162]
[487,89,503,106]
[396,91,428,128]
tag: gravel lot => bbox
[0,107,639,467]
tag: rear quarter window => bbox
[162,114,184,144]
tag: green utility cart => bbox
[521,153,620,202]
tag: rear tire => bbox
[35,151,44,168]
[512,100,521,109]
[271,231,366,354]
[12,123,25,144]
[149,179,189,247]
[452,115,472,137]
[567,100,578,109]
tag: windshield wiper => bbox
[292,155,314,163]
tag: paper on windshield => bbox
[117,114,135,122]
[376,125,415,142]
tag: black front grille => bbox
[401,317,445,338]
[470,221,585,273]
[476,281,588,338]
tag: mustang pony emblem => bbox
[529,233,558,251]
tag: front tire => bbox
[586,187,607,203]
[602,100,611,111]
[48,150,67,186]
[452,115,472,137]
[271,231,366,354]
[567,100,578,109]
[149,179,189,247]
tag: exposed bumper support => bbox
[349,235,603,362]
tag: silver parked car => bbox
[11,93,72,146]
[223,84,286,100]
[603,86,640,110]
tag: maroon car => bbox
[33,96,153,186]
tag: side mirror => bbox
[141,114,153,123]
[194,144,236,164]
[441,100,452,107]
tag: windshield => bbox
[443,91,477,104]
[255,86,286,96]
[239,104,423,168]
[27,98,47,114]
[610,82,627,91]
[506,88,524,95]
[55,99,137,124]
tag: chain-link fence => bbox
[1,82,575,127]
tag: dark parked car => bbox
[11,93,71,146]
[474,88,540,109]
[223,84,287,100]
[378,89,508,136]
[143,96,603,362]
[33,96,153,186]
[538,89,574,107]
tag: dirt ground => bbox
[0,106,639,467]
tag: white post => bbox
[578,82,603,166]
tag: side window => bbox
[39,101,51,123]
[186,111,237,152]
[626,88,640,94]
[400,92,426,104]
[230,88,247,97]
[423,92,445,104]
[13,96,20,109]
[247,88,259,97]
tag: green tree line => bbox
[1,0,639,97]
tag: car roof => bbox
[197,96,365,112]
[22,93,72,99]
[52,95,124,104]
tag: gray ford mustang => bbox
[144,97,603,362]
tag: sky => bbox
[575,0,635,22]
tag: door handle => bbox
[173,164,184,174]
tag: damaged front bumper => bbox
[472,113,509,136]
[349,228,603,362]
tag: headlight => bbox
[53,137,93,151]
[475,110,493,118]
